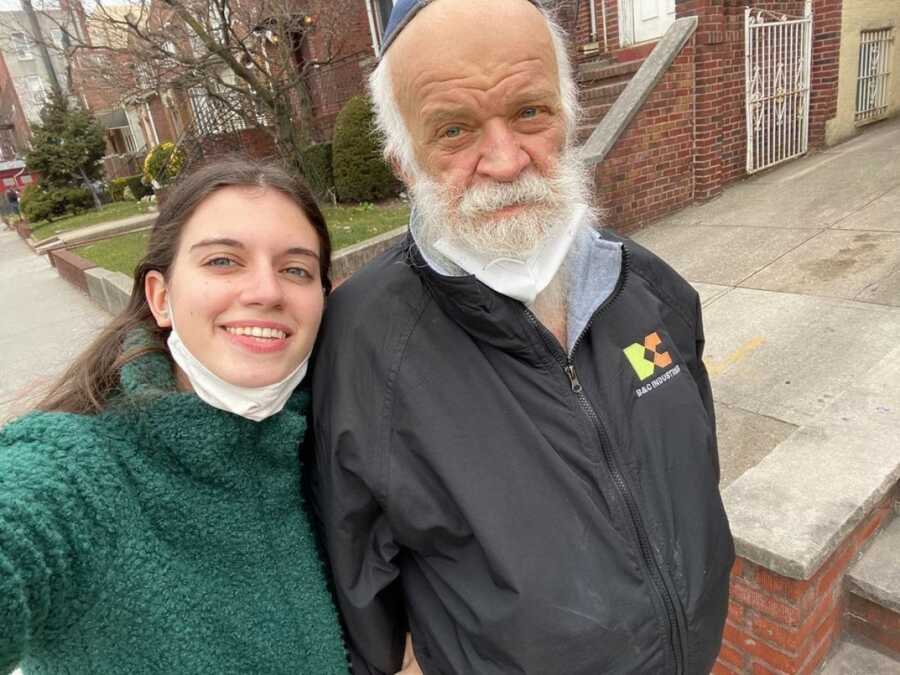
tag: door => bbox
[620,0,675,46]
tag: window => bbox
[50,29,65,49]
[856,28,894,124]
[366,0,395,53]
[12,32,33,61]
[21,175,33,184]
[3,178,15,187]
[26,76,46,107]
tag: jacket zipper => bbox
[525,246,687,675]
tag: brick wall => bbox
[674,0,842,202]
[564,0,619,55]
[846,594,900,656]
[715,490,897,674]
[48,249,96,294]
[305,0,375,141]
[594,42,696,232]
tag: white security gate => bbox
[745,2,812,174]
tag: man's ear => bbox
[145,270,172,329]
[390,156,413,187]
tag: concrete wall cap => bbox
[723,345,900,580]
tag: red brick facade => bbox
[0,51,31,158]
[714,490,897,674]
[594,42,696,232]
[572,0,843,230]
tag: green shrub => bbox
[332,96,399,203]
[125,174,152,200]
[108,178,128,201]
[143,142,184,187]
[300,142,334,199]
[21,185,93,222]
[108,174,151,202]
[20,184,47,222]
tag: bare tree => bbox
[18,0,363,177]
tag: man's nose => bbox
[476,120,531,183]
[241,266,284,307]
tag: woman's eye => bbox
[205,257,235,268]
[520,107,539,119]
[284,267,310,278]
[444,126,463,139]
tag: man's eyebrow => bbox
[510,89,559,106]
[189,237,244,252]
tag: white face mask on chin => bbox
[433,204,584,305]
[165,302,309,422]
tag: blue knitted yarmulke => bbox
[380,0,544,56]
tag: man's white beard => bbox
[409,145,592,266]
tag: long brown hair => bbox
[34,156,333,415]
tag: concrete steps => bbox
[844,506,900,660]
[817,639,900,674]
[576,58,645,137]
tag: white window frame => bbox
[12,32,33,61]
[26,75,47,106]
[365,0,395,55]
[126,107,147,154]
[50,29,64,49]
[855,27,894,124]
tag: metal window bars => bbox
[855,28,894,124]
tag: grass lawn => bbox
[75,200,411,277]
[322,200,409,250]
[29,201,151,242]
[76,230,151,277]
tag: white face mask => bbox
[165,302,310,422]
[432,204,585,305]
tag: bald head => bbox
[368,0,578,178]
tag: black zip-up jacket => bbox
[311,229,734,675]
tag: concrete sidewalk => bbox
[633,115,900,488]
[0,229,108,424]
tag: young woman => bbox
[0,158,349,674]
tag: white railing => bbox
[745,2,812,174]
[855,28,894,124]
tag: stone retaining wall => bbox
[715,487,898,674]
[48,249,96,294]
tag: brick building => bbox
[293,0,849,231]
[0,51,30,161]
[57,0,869,232]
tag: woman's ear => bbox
[145,271,172,329]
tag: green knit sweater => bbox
[0,338,349,674]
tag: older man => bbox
[311,1,733,673]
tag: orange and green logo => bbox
[624,331,673,381]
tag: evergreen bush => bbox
[332,96,399,203]
[21,185,93,222]
[108,178,128,201]
[125,174,153,200]
[299,142,334,199]
[108,174,151,202]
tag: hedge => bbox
[21,185,93,222]
[109,174,153,202]
[299,142,334,199]
[332,95,399,203]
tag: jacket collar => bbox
[409,241,545,358]
[407,220,625,356]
